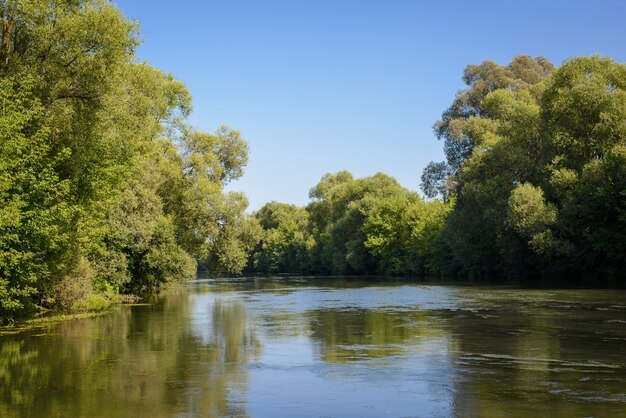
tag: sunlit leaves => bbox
[0,1,254,320]
[435,55,626,283]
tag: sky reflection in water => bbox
[2,277,626,417]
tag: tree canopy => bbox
[249,55,626,286]
[248,172,451,277]
[423,55,626,284]
[0,0,257,321]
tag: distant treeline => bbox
[247,55,626,285]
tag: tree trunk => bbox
[0,0,15,71]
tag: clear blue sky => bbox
[114,0,626,210]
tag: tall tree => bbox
[0,1,256,321]
[435,56,626,283]
[422,56,554,200]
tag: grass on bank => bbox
[0,292,142,336]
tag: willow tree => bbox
[0,1,256,320]
[421,55,554,200]
[435,56,626,283]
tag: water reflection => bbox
[0,289,258,418]
[2,278,626,417]
[447,289,626,417]
[308,309,441,362]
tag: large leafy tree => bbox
[0,78,72,315]
[0,1,256,320]
[437,56,626,283]
[422,55,554,199]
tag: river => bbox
[2,276,626,417]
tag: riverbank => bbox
[0,311,111,336]
[0,293,143,335]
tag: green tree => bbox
[0,77,71,316]
[307,172,408,274]
[0,1,256,320]
[250,202,312,273]
[434,55,626,283]
[422,56,554,200]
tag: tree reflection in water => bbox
[0,288,259,418]
[2,279,626,417]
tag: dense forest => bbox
[248,55,626,285]
[1,1,625,323]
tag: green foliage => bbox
[200,192,261,275]
[433,55,626,284]
[507,184,556,254]
[432,55,554,177]
[251,202,312,273]
[0,1,255,321]
[250,55,626,285]
[0,77,72,317]
[248,173,452,277]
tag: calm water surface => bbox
[2,277,626,417]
